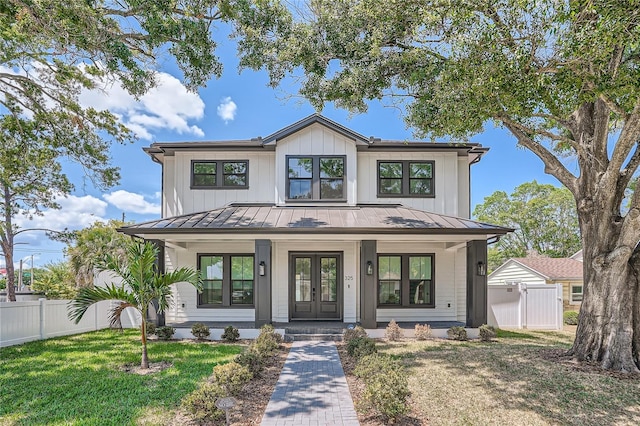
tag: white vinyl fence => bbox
[488,283,563,330]
[0,299,141,348]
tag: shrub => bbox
[213,361,253,395]
[143,322,156,337]
[447,326,467,341]
[479,324,496,342]
[354,354,410,421]
[564,310,579,325]
[414,324,432,340]
[221,325,240,342]
[155,326,176,340]
[343,325,367,345]
[235,350,264,376]
[346,336,377,358]
[191,323,210,340]
[385,319,404,341]
[250,324,282,356]
[182,382,226,422]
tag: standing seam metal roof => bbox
[119,204,513,235]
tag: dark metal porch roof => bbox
[119,204,512,236]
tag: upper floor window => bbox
[287,156,345,200]
[378,161,434,197]
[191,160,248,189]
[198,254,254,308]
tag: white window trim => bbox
[570,284,583,305]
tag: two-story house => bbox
[120,114,510,328]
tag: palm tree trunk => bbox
[141,319,149,369]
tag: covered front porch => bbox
[119,203,511,330]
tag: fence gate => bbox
[487,283,563,330]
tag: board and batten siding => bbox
[375,242,463,322]
[487,261,546,286]
[271,240,359,323]
[357,151,461,216]
[164,151,275,217]
[274,123,358,205]
[165,241,256,323]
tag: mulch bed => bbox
[336,342,425,426]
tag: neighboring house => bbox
[488,256,584,310]
[120,114,510,328]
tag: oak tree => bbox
[238,1,640,371]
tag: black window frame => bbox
[377,253,435,308]
[191,160,249,189]
[377,160,435,198]
[286,155,347,202]
[197,253,255,308]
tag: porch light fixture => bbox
[259,261,266,276]
[366,260,373,275]
[477,261,486,276]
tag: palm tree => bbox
[68,240,201,368]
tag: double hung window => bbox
[287,156,345,200]
[378,254,435,307]
[198,254,254,307]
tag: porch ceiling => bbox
[119,204,512,240]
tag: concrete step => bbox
[286,333,343,342]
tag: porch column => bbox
[360,240,377,328]
[254,239,272,327]
[466,240,488,327]
[150,239,165,326]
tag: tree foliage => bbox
[31,261,77,299]
[238,1,640,372]
[68,240,201,368]
[0,0,290,302]
[474,181,581,270]
[59,219,131,288]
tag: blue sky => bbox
[4,31,564,269]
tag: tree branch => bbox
[498,115,578,194]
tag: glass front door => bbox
[290,253,341,319]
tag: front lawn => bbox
[0,329,242,425]
[374,329,640,425]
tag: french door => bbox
[290,253,342,320]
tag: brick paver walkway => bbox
[260,340,360,426]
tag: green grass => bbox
[0,329,242,425]
[377,330,640,426]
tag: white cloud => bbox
[217,97,237,123]
[14,194,108,233]
[103,190,160,215]
[79,71,206,140]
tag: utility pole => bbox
[18,259,23,290]
[30,254,34,288]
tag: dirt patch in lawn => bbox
[120,361,173,375]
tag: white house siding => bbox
[488,261,545,286]
[455,247,467,322]
[271,240,359,323]
[357,151,460,216]
[274,123,358,205]
[164,151,276,216]
[165,241,256,323]
[376,241,461,322]
[457,157,470,219]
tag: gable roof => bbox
[119,204,513,236]
[494,257,584,280]
[262,113,370,145]
[142,114,489,163]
